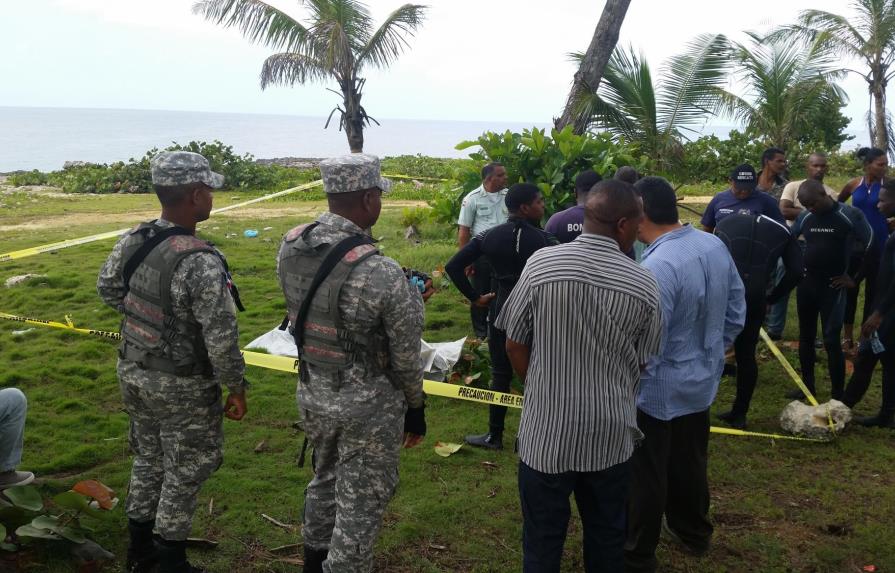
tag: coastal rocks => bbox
[255,157,322,170]
[780,399,852,438]
[5,274,47,288]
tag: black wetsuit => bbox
[843,231,895,414]
[445,218,559,435]
[792,202,873,398]
[715,214,803,416]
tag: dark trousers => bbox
[797,276,847,399]
[518,460,629,573]
[732,295,767,416]
[845,249,880,327]
[625,409,712,573]
[470,258,492,339]
[842,344,895,413]
[487,325,513,435]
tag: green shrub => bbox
[8,141,318,194]
[6,170,49,186]
[381,154,473,180]
[437,126,642,223]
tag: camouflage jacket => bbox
[97,218,246,393]
[277,212,425,417]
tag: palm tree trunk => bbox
[341,79,365,153]
[554,0,632,134]
[872,79,888,152]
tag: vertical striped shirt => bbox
[495,234,663,473]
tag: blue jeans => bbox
[0,388,27,472]
[518,459,629,573]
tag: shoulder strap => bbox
[122,226,193,291]
[293,233,375,350]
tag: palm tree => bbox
[555,0,632,134]
[714,32,846,150]
[193,0,427,152]
[575,34,732,172]
[768,0,895,153]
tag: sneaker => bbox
[853,413,895,428]
[661,516,709,556]
[464,432,503,450]
[716,410,746,430]
[0,470,34,489]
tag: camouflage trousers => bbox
[120,373,223,541]
[300,404,404,573]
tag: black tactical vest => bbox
[118,222,216,377]
[278,222,387,371]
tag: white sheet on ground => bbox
[245,325,466,374]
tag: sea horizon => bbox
[0,105,872,173]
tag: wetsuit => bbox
[445,218,559,436]
[843,230,895,416]
[793,203,873,399]
[715,214,803,416]
[845,178,888,328]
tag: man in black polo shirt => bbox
[791,180,873,401]
[714,213,803,428]
[445,183,559,449]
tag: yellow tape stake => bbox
[759,327,835,432]
[1,311,828,442]
[0,180,324,263]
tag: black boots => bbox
[464,432,503,450]
[303,546,329,573]
[155,538,206,573]
[854,409,895,428]
[126,519,157,573]
[716,410,746,430]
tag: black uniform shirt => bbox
[792,202,873,279]
[445,217,559,320]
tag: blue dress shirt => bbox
[639,225,747,420]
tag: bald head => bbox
[583,180,642,251]
[797,179,834,214]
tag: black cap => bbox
[730,164,757,190]
[574,170,602,194]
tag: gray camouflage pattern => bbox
[277,210,424,572]
[300,405,403,573]
[320,153,392,194]
[98,218,243,540]
[150,151,224,188]
[120,371,223,540]
[97,218,246,393]
[277,211,425,416]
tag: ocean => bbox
[0,106,871,173]
[0,106,554,172]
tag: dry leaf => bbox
[72,480,115,510]
[434,442,463,457]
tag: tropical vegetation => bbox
[193,0,427,153]
[770,0,895,154]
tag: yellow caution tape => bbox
[759,328,835,432]
[0,311,827,443]
[0,180,323,263]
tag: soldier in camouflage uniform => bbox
[97,151,247,573]
[277,154,428,573]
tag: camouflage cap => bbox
[319,153,392,194]
[150,151,225,188]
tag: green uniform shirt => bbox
[457,185,509,236]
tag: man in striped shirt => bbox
[625,177,746,573]
[496,179,663,572]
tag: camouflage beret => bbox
[150,151,224,188]
[320,153,391,194]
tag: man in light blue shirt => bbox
[625,177,745,573]
[456,162,508,338]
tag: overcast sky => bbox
[0,0,877,138]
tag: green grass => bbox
[1,190,894,572]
